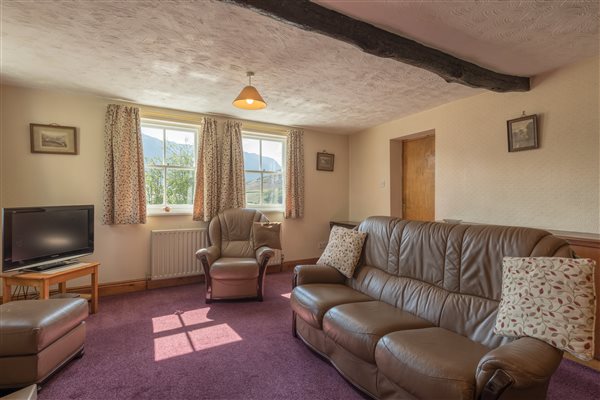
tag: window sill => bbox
[147,211,193,217]
[253,208,284,213]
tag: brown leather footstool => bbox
[0,299,88,389]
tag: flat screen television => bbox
[2,205,94,272]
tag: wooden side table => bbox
[1,262,100,313]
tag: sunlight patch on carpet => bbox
[152,308,212,333]
[180,308,212,326]
[152,314,183,333]
[154,323,242,361]
[281,292,291,299]
[154,332,194,361]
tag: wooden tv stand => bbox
[1,262,100,313]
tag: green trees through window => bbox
[142,123,196,211]
[243,134,285,209]
[142,123,285,213]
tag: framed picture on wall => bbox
[316,152,334,171]
[30,124,78,155]
[507,114,538,152]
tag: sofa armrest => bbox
[293,264,346,287]
[255,246,275,267]
[476,337,563,399]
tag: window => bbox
[242,133,285,211]
[142,121,197,214]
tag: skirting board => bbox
[564,353,600,372]
[67,258,317,296]
[0,258,319,302]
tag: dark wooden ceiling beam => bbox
[221,0,530,92]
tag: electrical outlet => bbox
[318,241,328,250]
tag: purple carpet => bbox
[38,272,599,400]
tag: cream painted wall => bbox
[349,56,600,234]
[0,85,349,285]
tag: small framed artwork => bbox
[316,152,334,171]
[30,124,78,155]
[507,114,538,152]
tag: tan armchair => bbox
[195,208,275,303]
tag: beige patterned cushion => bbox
[495,257,596,361]
[317,226,367,278]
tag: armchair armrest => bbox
[255,246,275,267]
[293,264,346,287]
[476,337,563,399]
[195,245,220,267]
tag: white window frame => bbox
[242,131,286,212]
[142,119,198,216]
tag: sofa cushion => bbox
[375,327,490,400]
[210,258,259,280]
[323,301,433,363]
[291,284,372,329]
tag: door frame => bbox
[389,129,435,219]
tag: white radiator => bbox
[267,249,284,266]
[150,229,208,280]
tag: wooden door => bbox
[402,135,435,221]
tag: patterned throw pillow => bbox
[317,226,367,278]
[495,257,596,361]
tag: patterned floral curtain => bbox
[193,117,219,221]
[102,104,147,225]
[285,129,305,219]
[219,120,246,212]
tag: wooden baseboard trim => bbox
[147,275,204,290]
[266,264,283,274]
[66,278,148,298]
[564,353,600,371]
[0,258,315,303]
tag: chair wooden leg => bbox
[292,311,298,338]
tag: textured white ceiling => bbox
[1,1,598,134]
[316,0,600,76]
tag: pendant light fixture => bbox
[232,71,267,110]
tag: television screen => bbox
[2,205,94,272]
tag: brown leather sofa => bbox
[291,217,573,400]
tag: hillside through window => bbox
[243,133,285,210]
[142,121,197,214]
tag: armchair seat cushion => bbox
[291,284,372,329]
[210,258,259,280]
[375,327,490,400]
[323,301,433,363]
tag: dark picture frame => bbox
[316,152,334,171]
[30,124,78,155]
[507,114,538,152]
